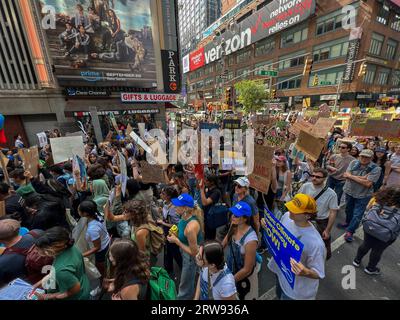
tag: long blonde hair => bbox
[185,204,204,236]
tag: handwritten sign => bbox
[295,130,326,162]
[310,118,336,138]
[262,208,304,289]
[50,136,85,164]
[289,120,313,136]
[248,145,273,194]
[139,161,165,184]
[18,147,39,177]
[36,132,48,148]
[0,152,10,184]
[349,121,366,136]
[363,120,400,139]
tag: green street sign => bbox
[259,70,278,77]
[320,81,332,85]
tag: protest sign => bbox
[0,200,5,218]
[289,120,313,136]
[130,131,152,154]
[220,150,246,173]
[223,119,241,130]
[381,113,394,121]
[349,121,366,136]
[310,118,336,138]
[0,278,45,300]
[363,120,400,139]
[199,122,220,130]
[264,134,286,149]
[126,124,133,136]
[66,131,84,138]
[262,208,304,289]
[50,136,85,164]
[18,147,39,177]
[248,145,274,194]
[109,112,119,132]
[139,161,165,184]
[72,155,86,180]
[295,130,325,162]
[36,132,48,148]
[118,152,128,197]
[0,152,10,184]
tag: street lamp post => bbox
[334,76,343,113]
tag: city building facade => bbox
[184,0,400,112]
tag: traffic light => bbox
[225,87,232,106]
[303,57,313,76]
[271,89,277,99]
[358,62,368,77]
[312,74,319,86]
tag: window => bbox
[279,51,306,70]
[316,6,357,36]
[313,38,349,62]
[281,25,308,48]
[196,80,204,89]
[392,70,400,86]
[228,71,234,80]
[376,68,390,85]
[237,49,252,64]
[376,3,390,25]
[308,67,344,87]
[391,14,400,32]
[204,65,214,75]
[369,33,384,56]
[255,38,275,57]
[205,77,214,87]
[277,76,302,90]
[386,39,398,60]
[363,65,377,84]
[254,61,274,75]
[237,67,251,78]
[228,55,235,66]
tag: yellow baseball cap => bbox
[285,194,317,215]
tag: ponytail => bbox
[191,204,204,235]
[79,200,103,222]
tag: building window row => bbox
[313,37,349,62]
[308,67,344,87]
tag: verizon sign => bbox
[183,0,316,73]
[121,93,179,103]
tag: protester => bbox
[298,168,338,260]
[384,143,400,187]
[267,194,326,300]
[372,147,389,191]
[166,193,204,300]
[353,186,400,275]
[338,149,382,242]
[0,182,26,222]
[223,201,259,300]
[195,241,237,300]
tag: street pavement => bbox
[258,207,400,300]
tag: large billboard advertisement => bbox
[38,0,158,87]
[183,0,316,73]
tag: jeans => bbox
[275,276,294,300]
[355,232,396,270]
[345,194,371,234]
[177,250,198,300]
[164,242,182,276]
[327,176,345,205]
[314,218,331,260]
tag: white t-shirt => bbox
[298,183,339,220]
[268,212,326,300]
[86,219,111,251]
[200,265,237,300]
[233,227,258,255]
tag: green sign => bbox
[259,70,278,77]
[320,81,332,85]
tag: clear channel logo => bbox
[80,71,102,82]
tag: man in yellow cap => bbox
[267,194,326,300]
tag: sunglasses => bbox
[311,175,324,179]
[339,146,348,149]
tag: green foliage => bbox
[234,80,269,114]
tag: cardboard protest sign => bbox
[349,121,366,136]
[310,118,336,138]
[220,150,246,172]
[139,161,165,184]
[66,131,84,138]
[18,147,39,177]
[289,120,313,136]
[363,120,400,139]
[0,152,10,184]
[126,124,133,136]
[36,132,48,148]
[50,136,85,164]
[129,131,152,154]
[262,208,304,289]
[248,145,274,194]
[223,119,241,130]
[295,130,325,162]
[118,152,128,197]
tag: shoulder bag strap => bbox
[207,269,214,301]
[314,186,329,202]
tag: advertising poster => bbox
[261,208,304,289]
[39,0,157,87]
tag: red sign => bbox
[189,48,205,71]
[121,93,178,103]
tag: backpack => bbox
[146,267,177,300]
[362,205,400,243]
[3,231,54,284]
[136,221,165,256]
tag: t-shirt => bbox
[232,194,259,217]
[387,153,400,187]
[298,183,339,220]
[50,246,91,300]
[85,220,111,251]
[268,213,326,300]
[200,265,237,300]
[343,160,381,199]
[232,227,258,255]
[162,203,180,225]
[0,231,43,287]
[5,194,25,218]
[328,154,355,181]
[203,187,221,216]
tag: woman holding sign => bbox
[266,194,326,300]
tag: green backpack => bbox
[147,267,177,300]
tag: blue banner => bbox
[199,122,220,130]
[261,208,304,289]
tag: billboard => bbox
[38,0,158,87]
[183,0,316,73]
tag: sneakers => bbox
[353,259,361,267]
[337,222,349,229]
[364,267,381,275]
[344,232,353,242]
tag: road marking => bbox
[258,226,363,300]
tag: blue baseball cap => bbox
[172,193,195,208]
[229,201,252,217]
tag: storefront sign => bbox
[121,93,179,103]
[65,88,110,97]
[320,95,340,101]
[182,54,190,74]
[184,0,316,72]
[162,50,181,93]
[343,27,363,83]
[356,93,373,99]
